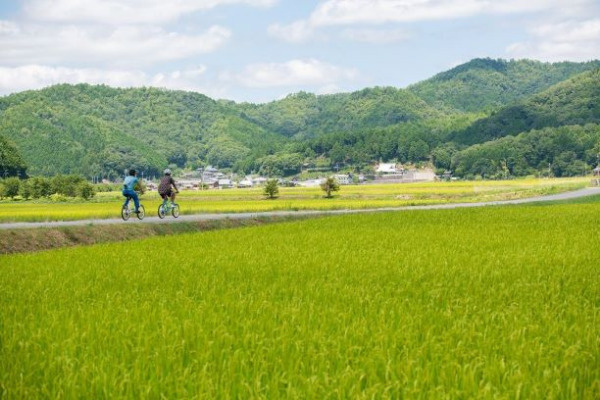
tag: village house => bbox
[333,174,352,185]
[376,163,399,174]
[215,178,233,189]
[237,177,254,188]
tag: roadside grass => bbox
[0,216,312,255]
[1,202,599,398]
[0,178,588,222]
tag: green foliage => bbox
[0,175,96,200]
[451,124,600,178]
[76,181,96,200]
[18,180,31,199]
[0,134,27,178]
[263,179,279,199]
[49,175,87,197]
[1,177,20,198]
[321,176,340,198]
[26,177,53,198]
[256,153,303,177]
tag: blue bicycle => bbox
[158,196,180,219]
[121,195,145,221]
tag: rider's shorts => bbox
[159,190,173,199]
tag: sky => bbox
[0,0,599,103]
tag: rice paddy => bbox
[0,178,588,222]
[1,200,599,398]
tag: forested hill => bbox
[408,58,600,113]
[450,68,600,145]
[1,58,599,179]
[235,87,442,140]
[0,84,284,178]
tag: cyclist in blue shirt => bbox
[122,169,144,213]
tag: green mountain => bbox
[408,58,600,113]
[0,84,284,178]
[237,86,442,139]
[450,68,600,145]
[1,58,600,180]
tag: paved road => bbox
[2,187,599,231]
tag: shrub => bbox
[49,193,68,202]
[320,177,340,198]
[2,177,21,198]
[28,177,53,198]
[264,179,279,199]
[77,182,96,200]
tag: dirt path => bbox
[2,187,599,231]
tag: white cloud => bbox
[507,19,600,61]
[24,0,278,25]
[340,28,411,43]
[0,20,20,35]
[308,0,595,26]
[0,23,231,67]
[222,59,359,88]
[268,20,315,43]
[0,65,213,96]
[271,0,597,43]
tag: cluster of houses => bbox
[146,163,437,191]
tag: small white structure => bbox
[202,166,220,181]
[217,179,233,189]
[413,169,436,182]
[334,174,352,185]
[376,163,397,174]
[253,177,268,186]
[237,177,254,188]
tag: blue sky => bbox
[0,0,599,103]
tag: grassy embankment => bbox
[1,201,599,398]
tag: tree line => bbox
[0,175,95,200]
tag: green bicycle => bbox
[158,196,180,219]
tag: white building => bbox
[376,163,397,174]
[217,179,233,189]
[237,177,254,188]
[333,174,352,185]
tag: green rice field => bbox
[1,201,599,398]
[0,178,589,222]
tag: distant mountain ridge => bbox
[0,57,599,179]
[408,58,600,112]
[450,68,600,145]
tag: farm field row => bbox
[1,202,598,398]
[0,178,588,222]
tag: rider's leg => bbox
[170,191,177,204]
[122,190,131,207]
[131,192,140,212]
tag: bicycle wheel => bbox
[137,204,145,220]
[172,204,180,218]
[121,205,130,221]
[158,204,166,219]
